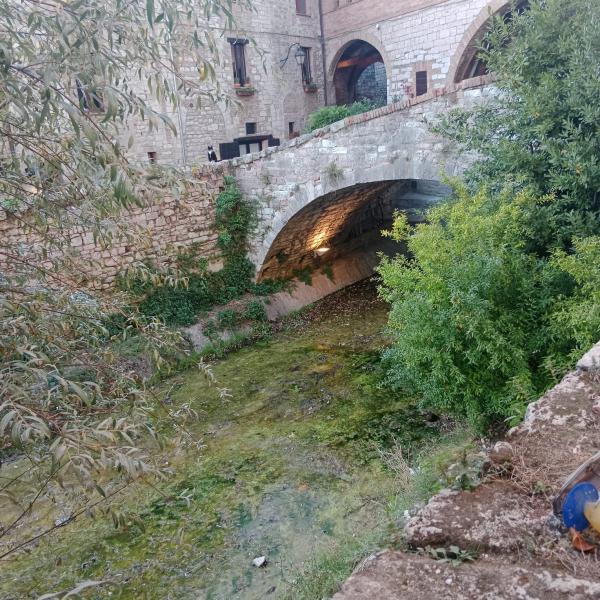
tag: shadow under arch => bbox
[257,179,451,282]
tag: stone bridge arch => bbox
[218,81,492,301]
[257,178,452,282]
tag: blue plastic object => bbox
[562,482,599,531]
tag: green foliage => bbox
[215,176,255,259]
[217,308,239,329]
[378,185,600,429]
[305,100,376,132]
[381,1,600,431]
[435,0,600,251]
[124,179,257,326]
[0,0,254,536]
[250,277,291,296]
[325,161,344,181]
[321,264,335,282]
[546,237,600,373]
[292,266,314,286]
[243,299,267,322]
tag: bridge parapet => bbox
[210,77,494,276]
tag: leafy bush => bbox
[378,185,600,429]
[435,0,600,252]
[292,266,314,286]
[380,0,600,431]
[251,277,290,296]
[244,299,267,322]
[217,308,239,329]
[305,101,376,133]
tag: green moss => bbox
[0,283,473,600]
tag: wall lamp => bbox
[280,43,306,68]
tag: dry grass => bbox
[377,440,412,491]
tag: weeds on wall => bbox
[118,177,285,327]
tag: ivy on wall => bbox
[120,177,285,327]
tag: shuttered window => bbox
[296,0,307,15]
[229,39,248,86]
[301,47,312,84]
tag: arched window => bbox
[455,1,529,83]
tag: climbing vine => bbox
[120,177,276,326]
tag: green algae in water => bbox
[0,282,462,600]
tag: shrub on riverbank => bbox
[379,0,600,430]
[378,185,600,428]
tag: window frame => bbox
[415,70,428,97]
[300,47,312,85]
[295,0,308,16]
[228,38,249,86]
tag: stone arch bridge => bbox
[206,78,494,305]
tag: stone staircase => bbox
[334,343,600,599]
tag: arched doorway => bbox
[333,40,387,107]
[452,1,529,83]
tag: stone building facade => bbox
[129,0,514,168]
[128,0,326,167]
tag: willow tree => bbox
[0,0,249,556]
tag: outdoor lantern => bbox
[294,47,306,66]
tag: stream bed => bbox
[1,281,467,600]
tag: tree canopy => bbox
[0,0,250,555]
[379,0,600,429]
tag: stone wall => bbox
[123,0,508,169]
[0,171,225,290]
[125,0,325,168]
[323,0,506,104]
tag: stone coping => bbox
[577,341,600,372]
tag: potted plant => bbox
[303,82,318,93]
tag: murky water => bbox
[1,281,435,600]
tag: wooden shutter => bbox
[296,0,307,15]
